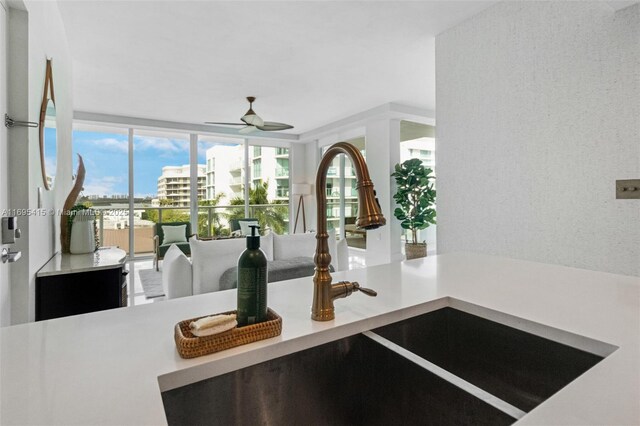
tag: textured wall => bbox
[436,2,639,276]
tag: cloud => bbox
[82,176,126,197]
[134,136,189,155]
[197,144,211,160]
[44,156,57,175]
[93,138,128,153]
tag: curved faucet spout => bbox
[312,142,386,321]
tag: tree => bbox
[198,193,227,237]
[228,180,288,234]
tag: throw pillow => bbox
[239,220,259,236]
[162,244,193,299]
[162,224,187,245]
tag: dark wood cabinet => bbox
[35,248,128,321]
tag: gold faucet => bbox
[312,142,386,321]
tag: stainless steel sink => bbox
[162,332,515,425]
[161,306,614,425]
[372,307,610,413]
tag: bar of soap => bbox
[189,314,237,337]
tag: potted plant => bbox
[391,158,436,260]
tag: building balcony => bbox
[276,188,289,198]
[229,160,243,171]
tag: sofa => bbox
[162,230,348,299]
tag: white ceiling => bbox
[57,1,494,134]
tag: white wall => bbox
[436,2,640,276]
[5,0,73,324]
[365,119,402,265]
[0,1,8,326]
[289,142,315,233]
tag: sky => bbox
[72,130,235,198]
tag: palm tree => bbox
[229,180,288,234]
[198,193,227,237]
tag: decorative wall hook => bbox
[5,114,39,128]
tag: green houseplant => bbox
[391,158,436,259]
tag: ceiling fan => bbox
[205,97,294,134]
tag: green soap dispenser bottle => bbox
[236,225,268,326]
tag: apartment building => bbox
[157,164,206,207]
[205,145,290,203]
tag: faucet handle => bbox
[352,281,377,297]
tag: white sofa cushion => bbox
[273,232,314,261]
[336,238,349,272]
[162,244,193,299]
[190,233,274,295]
[273,229,339,270]
[260,232,274,261]
[191,237,246,294]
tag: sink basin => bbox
[372,307,610,413]
[162,332,515,425]
[161,305,615,425]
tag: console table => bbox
[36,247,128,321]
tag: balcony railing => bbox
[94,203,290,258]
[275,188,289,198]
[275,167,289,177]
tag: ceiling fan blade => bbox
[238,125,258,134]
[257,122,294,131]
[204,122,246,126]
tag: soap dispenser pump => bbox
[236,225,268,326]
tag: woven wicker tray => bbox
[174,308,282,359]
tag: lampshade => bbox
[292,183,312,195]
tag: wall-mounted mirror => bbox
[39,59,57,190]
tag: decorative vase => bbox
[405,242,427,260]
[70,210,96,254]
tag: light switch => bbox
[616,179,640,199]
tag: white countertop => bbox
[2,253,639,425]
[36,247,127,277]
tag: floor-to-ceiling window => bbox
[321,137,365,249]
[73,124,292,306]
[132,129,191,257]
[73,124,130,252]
[198,136,245,237]
[247,143,290,234]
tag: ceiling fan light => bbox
[242,113,264,127]
[239,125,258,134]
